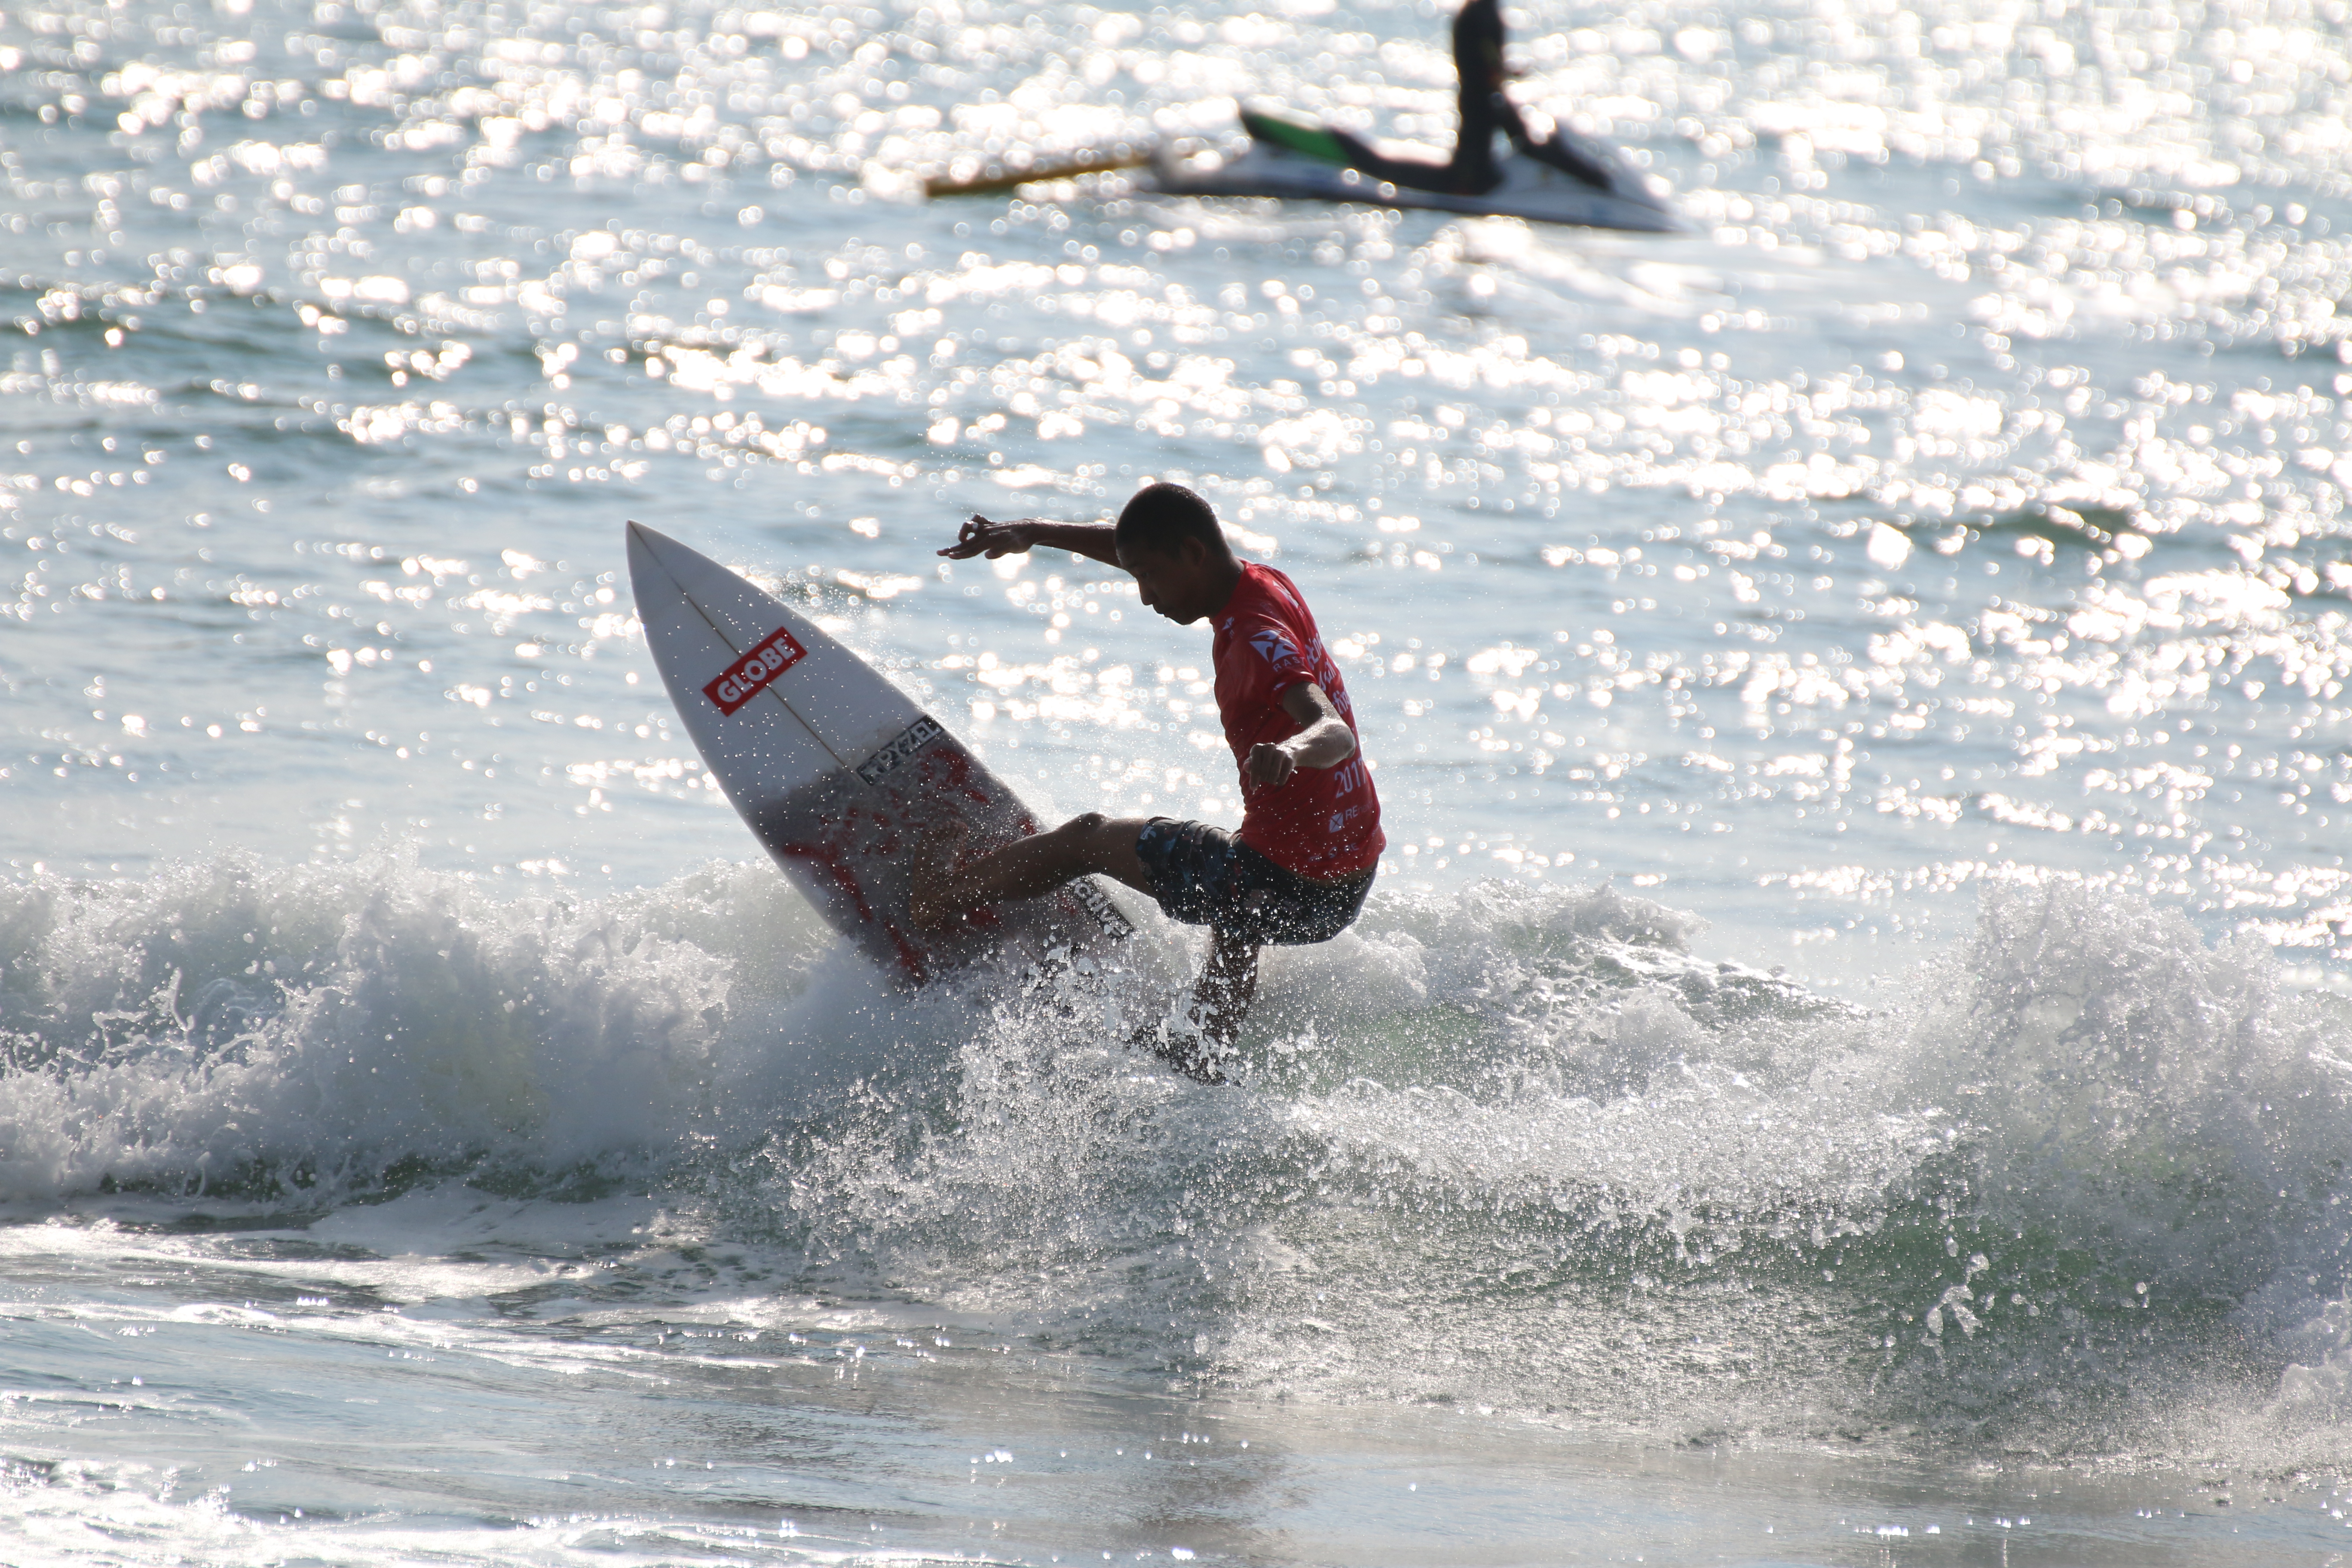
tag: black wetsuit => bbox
[1331,0,1610,196]
[1446,0,1518,193]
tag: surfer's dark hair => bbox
[1115,482,1226,557]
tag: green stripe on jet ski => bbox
[1239,107,1350,164]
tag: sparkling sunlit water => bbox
[5,0,2352,1562]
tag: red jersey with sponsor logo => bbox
[1212,563,1384,879]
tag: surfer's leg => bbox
[1143,926,1260,1086]
[908,811,1153,928]
[1146,925,1258,1084]
[1193,925,1260,1044]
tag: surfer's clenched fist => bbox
[1245,683,1353,790]
[919,482,1385,1076]
[1247,743,1298,790]
[937,514,1041,559]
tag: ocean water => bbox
[6,0,2352,1561]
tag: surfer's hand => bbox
[938,514,1037,559]
[1245,741,1298,790]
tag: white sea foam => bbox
[3,848,2350,1479]
[6,857,2346,1420]
[0,852,934,1202]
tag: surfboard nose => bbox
[625,518,677,597]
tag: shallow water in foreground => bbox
[6,0,2352,1560]
[3,1183,2344,1566]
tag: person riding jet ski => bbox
[1329,0,1611,196]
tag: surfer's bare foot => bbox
[906,820,971,929]
[1163,1036,1233,1087]
[1127,1019,1230,1085]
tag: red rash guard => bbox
[1211,562,1385,879]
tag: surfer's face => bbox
[1119,537,1223,625]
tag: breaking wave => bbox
[4,854,2350,1461]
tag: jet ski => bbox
[1151,107,1687,233]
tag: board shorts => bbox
[1134,818,1374,947]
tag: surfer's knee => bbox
[1050,810,1111,848]
[1042,812,1114,859]
[1051,811,1150,880]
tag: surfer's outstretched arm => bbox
[938,514,1122,568]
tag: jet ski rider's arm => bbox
[1486,89,1540,153]
[937,514,1122,568]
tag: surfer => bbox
[1326,0,1611,195]
[914,483,1384,1083]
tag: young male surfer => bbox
[1329,0,1610,195]
[913,482,1383,1082]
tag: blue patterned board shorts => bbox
[1134,818,1374,947]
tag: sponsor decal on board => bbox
[704,627,808,714]
[1069,876,1134,938]
[854,714,946,784]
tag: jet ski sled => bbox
[1150,107,1687,233]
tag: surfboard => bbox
[1150,110,1687,233]
[625,522,1139,984]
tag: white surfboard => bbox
[625,522,1138,984]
